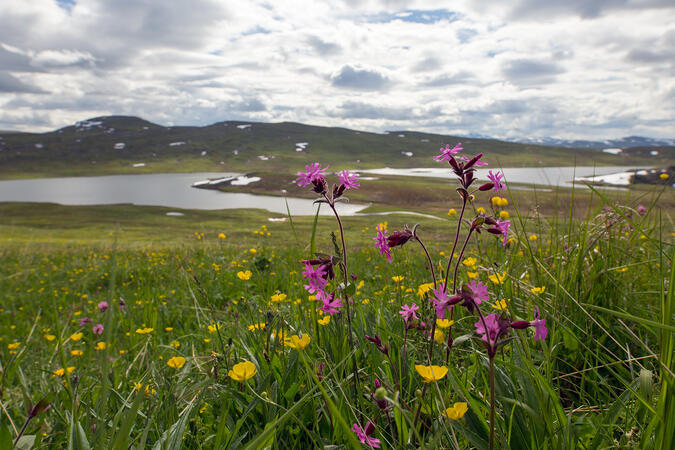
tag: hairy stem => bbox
[444,199,468,292]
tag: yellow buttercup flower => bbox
[94,341,106,351]
[271,292,287,302]
[392,276,404,283]
[284,334,311,350]
[318,316,331,326]
[462,257,477,267]
[499,210,510,219]
[417,282,434,298]
[436,318,454,329]
[434,329,445,344]
[249,248,257,254]
[415,364,448,383]
[71,349,83,356]
[476,207,486,214]
[659,173,669,179]
[167,356,186,369]
[207,323,222,333]
[248,323,266,331]
[44,334,56,341]
[135,327,154,334]
[529,234,538,241]
[492,299,509,310]
[530,286,545,295]
[443,402,468,420]
[237,270,252,280]
[54,367,75,377]
[70,332,83,341]
[488,272,506,284]
[218,233,226,239]
[447,208,457,216]
[467,271,478,279]
[228,361,257,382]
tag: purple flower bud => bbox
[387,229,413,248]
[510,320,530,329]
[479,182,494,191]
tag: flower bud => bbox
[415,389,423,399]
[479,182,494,191]
[261,391,269,400]
[510,320,530,329]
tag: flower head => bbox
[399,303,419,323]
[415,364,448,382]
[92,324,104,335]
[284,334,311,350]
[443,402,468,420]
[351,421,381,448]
[237,270,252,280]
[434,143,463,162]
[338,170,360,189]
[531,307,548,340]
[373,223,391,263]
[474,313,504,346]
[387,228,413,248]
[318,293,342,315]
[466,280,489,304]
[296,163,328,187]
[167,356,186,369]
[228,361,257,382]
[97,301,109,312]
[487,170,505,194]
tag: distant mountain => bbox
[506,135,675,149]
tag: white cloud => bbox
[0,0,672,140]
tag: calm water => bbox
[361,166,642,188]
[0,173,367,216]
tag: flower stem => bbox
[489,355,496,450]
[414,231,437,288]
[451,229,474,294]
[443,199,467,292]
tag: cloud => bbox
[501,59,565,86]
[31,49,97,68]
[332,101,413,120]
[330,65,391,90]
[420,71,473,87]
[306,36,341,55]
[0,45,38,72]
[0,72,47,93]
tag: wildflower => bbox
[248,322,266,331]
[532,307,548,340]
[135,327,154,334]
[436,318,454,329]
[392,275,404,283]
[249,248,257,254]
[476,207,486,214]
[492,299,509,310]
[7,342,20,350]
[54,367,75,377]
[474,313,501,346]
[443,402,469,420]
[338,170,360,189]
[365,334,389,356]
[530,286,545,295]
[207,324,222,333]
[467,271,478,279]
[387,228,414,248]
[399,303,419,322]
[417,282,434,298]
[270,293,287,302]
[79,317,92,326]
[487,218,511,246]
[466,280,489,304]
[499,210,510,219]
[165,327,173,332]
[373,223,391,262]
[659,173,669,180]
[487,170,505,194]
[462,257,477,267]
[284,334,311,350]
[318,293,342,315]
[431,284,461,319]
[97,301,109,312]
[316,314,331,326]
[228,361,257,382]
[94,341,106,351]
[434,328,445,344]
[415,364,448,382]
[167,356,186,369]
[70,332,83,341]
[218,233,226,239]
[44,334,56,341]
[637,205,647,216]
[529,234,538,241]
[92,324,104,335]
[434,142,463,162]
[71,349,83,356]
[448,208,457,216]
[296,162,329,187]
[351,421,381,448]
[488,272,506,284]
[237,270,252,280]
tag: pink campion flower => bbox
[487,170,505,194]
[431,284,461,319]
[467,280,489,304]
[97,301,109,312]
[296,163,329,187]
[92,323,104,335]
[495,218,510,246]
[338,170,360,189]
[399,303,419,322]
[373,224,391,263]
[474,313,500,345]
[302,263,328,294]
[531,307,548,340]
[319,293,342,315]
[351,421,381,448]
[434,143,463,162]
[79,317,92,326]
[637,204,647,216]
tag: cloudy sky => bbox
[1,0,673,140]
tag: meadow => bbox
[1,154,673,449]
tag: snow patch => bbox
[169,141,186,146]
[295,142,308,152]
[35,143,43,149]
[650,150,659,156]
[230,176,261,186]
[602,148,623,155]
[201,151,207,156]
[268,217,287,222]
[401,151,413,157]
[114,143,126,150]
[166,212,184,216]
[576,171,632,186]
[237,124,251,129]
[132,163,145,167]
[257,155,269,160]
[233,150,239,155]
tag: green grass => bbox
[0,175,673,448]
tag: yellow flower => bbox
[94,341,106,351]
[529,234,538,241]
[443,402,468,420]
[448,208,457,216]
[70,332,83,341]
[135,327,154,334]
[530,286,545,295]
[237,270,252,280]
[417,282,434,298]
[165,327,173,332]
[54,367,75,377]
[271,293,287,302]
[71,349,83,356]
[207,323,222,333]
[488,272,506,284]
[659,173,669,180]
[170,340,180,348]
[434,329,445,344]
[476,207,486,214]
[167,356,186,369]
[44,334,56,341]
[392,276,404,283]
[415,364,448,383]
[318,316,331,326]
[462,257,477,267]
[248,322,266,331]
[203,338,211,343]
[492,299,509,310]
[467,271,478,279]
[284,334,311,350]
[249,248,257,254]
[228,361,257,382]
[436,318,454,329]
[491,196,501,206]
[499,210,510,219]
[218,233,226,239]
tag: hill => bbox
[0,116,672,179]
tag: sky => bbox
[0,0,673,140]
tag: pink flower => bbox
[338,170,360,189]
[434,143,463,162]
[495,219,510,246]
[467,280,489,304]
[319,293,342,316]
[531,307,548,341]
[399,303,419,322]
[431,284,460,319]
[97,301,109,312]
[79,317,92,326]
[373,224,391,263]
[474,313,500,345]
[92,323,104,335]
[302,263,328,294]
[351,421,381,448]
[487,170,505,194]
[296,163,329,187]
